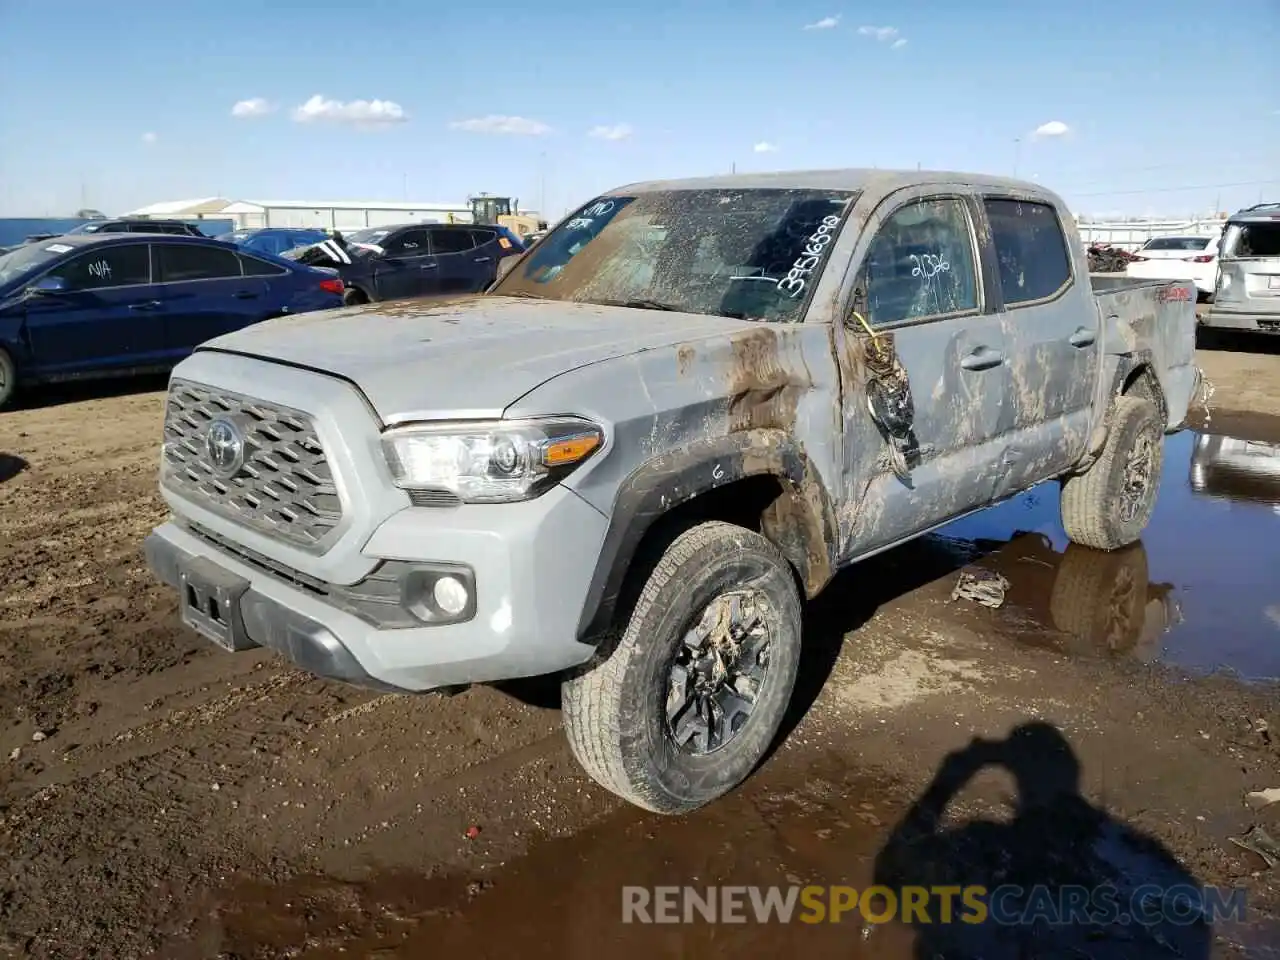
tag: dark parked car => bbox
[0,233,344,408]
[222,227,330,258]
[22,218,209,244]
[286,223,524,306]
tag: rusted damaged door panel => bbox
[823,185,1011,558]
[835,314,1010,556]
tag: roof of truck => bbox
[608,168,1055,199]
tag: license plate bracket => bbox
[178,555,255,652]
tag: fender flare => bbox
[575,429,839,641]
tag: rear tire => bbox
[561,521,802,814]
[342,287,369,307]
[0,349,16,410]
[1060,396,1163,551]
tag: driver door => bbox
[23,242,167,373]
[834,189,1012,558]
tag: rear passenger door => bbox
[375,228,438,300]
[23,243,166,372]
[430,228,486,294]
[469,228,509,286]
[981,197,1098,494]
[154,242,268,352]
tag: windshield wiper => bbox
[501,290,551,299]
[592,298,681,312]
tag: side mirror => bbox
[27,275,69,297]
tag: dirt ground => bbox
[2,336,1279,959]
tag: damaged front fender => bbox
[575,429,839,641]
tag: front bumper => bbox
[1200,307,1280,333]
[145,485,608,693]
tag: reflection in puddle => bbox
[936,427,1280,682]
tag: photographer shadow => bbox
[873,722,1212,959]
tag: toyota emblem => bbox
[206,418,245,477]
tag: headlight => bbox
[381,417,604,503]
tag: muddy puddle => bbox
[938,419,1280,683]
[181,746,1272,960]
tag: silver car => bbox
[1202,202,1280,334]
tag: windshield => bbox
[225,230,255,244]
[490,188,859,321]
[346,228,391,247]
[1221,222,1280,259]
[0,241,72,285]
[65,222,107,234]
[1142,236,1211,251]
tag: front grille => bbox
[163,379,343,551]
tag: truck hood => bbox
[197,294,759,424]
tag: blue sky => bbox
[0,0,1276,219]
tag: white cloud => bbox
[588,123,633,141]
[891,37,908,49]
[753,141,779,153]
[803,15,839,30]
[292,94,409,127]
[140,132,157,145]
[231,97,275,118]
[857,25,899,42]
[449,114,551,136]
[1032,120,1070,138]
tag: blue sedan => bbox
[0,233,344,408]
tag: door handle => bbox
[474,256,492,263]
[1069,327,1096,347]
[421,263,439,270]
[128,300,162,312]
[234,291,259,300]
[960,346,1004,371]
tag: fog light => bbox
[433,575,470,616]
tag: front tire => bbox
[561,521,802,814]
[1060,395,1163,550]
[342,287,369,307]
[0,349,16,410]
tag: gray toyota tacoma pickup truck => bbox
[145,169,1199,814]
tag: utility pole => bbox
[539,151,547,216]
[731,161,737,174]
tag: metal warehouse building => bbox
[124,197,472,231]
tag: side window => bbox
[431,229,475,255]
[155,243,243,282]
[983,198,1073,306]
[856,197,979,328]
[468,228,498,249]
[239,253,288,277]
[47,244,151,291]
[383,229,431,257]
[98,223,129,233]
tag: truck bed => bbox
[1088,274,1199,432]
